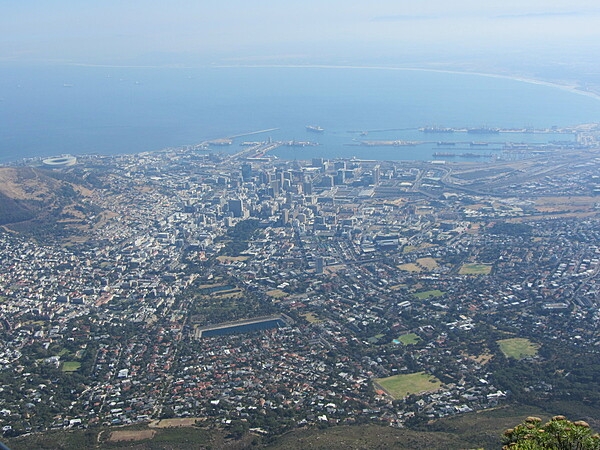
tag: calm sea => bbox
[2,64,600,164]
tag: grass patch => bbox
[463,351,493,365]
[109,429,156,442]
[417,257,438,270]
[367,333,386,344]
[398,263,421,272]
[150,418,202,428]
[394,333,421,345]
[375,372,443,400]
[459,263,492,275]
[211,290,243,299]
[403,243,434,254]
[400,258,439,272]
[414,289,445,300]
[266,289,288,299]
[300,312,322,324]
[389,284,406,290]
[61,361,81,373]
[497,338,540,360]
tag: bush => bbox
[503,415,600,449]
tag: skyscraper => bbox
[241,163,253,182]
[228,198,244,218]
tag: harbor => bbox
[126,122,595,166]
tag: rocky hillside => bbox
[0,167,101,240]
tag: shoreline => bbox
[213,63,600,102]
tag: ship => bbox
[437,141,456,146]
[433,152,456,157]
[306,125,324,133]
[460,153,492,158]
[419,126,454,133]
[467,127,500,134]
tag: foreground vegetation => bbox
[503,416,600,449]
[8,404,600,449]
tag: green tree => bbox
[503,416,600,449]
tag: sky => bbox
[1,1,600,69]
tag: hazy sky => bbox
[2,1,600,67]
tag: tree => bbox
[503,416,600,449]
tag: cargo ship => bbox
[467,127,500,134]
[419,126,454,133]
[306,125,324,133]
[460,153,491,158]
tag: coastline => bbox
[213,63,600,102]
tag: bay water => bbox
[2,64,600,164]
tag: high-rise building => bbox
[241,163,253,182]
[303,180,313,195]
[280,209,290,226]
[315,257,324,274]
[270,179,281,196]
[321,175,334,188]
[228,198,244,218]
[373,164,381,185]
[334,161,346,170]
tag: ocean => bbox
[2,64,600,164]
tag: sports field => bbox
[459,263,492,275]
[375,372,442,399]
[497,338,539,359]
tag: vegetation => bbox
[8,405,548,449]
[459,263,493,275]
[60,361,82,372]
[218,218,261,256]
[300,312,321,324]
[0,191,35,225]
[375,372,442,399]
[417,257,439,269]
[497,338,540,360]
[502,415,600,449]
[490,222,533,237]
[414,289,445,299]
[398,262,422,272]
[187,276,276,327]
[395,333,421,345]
[266,289,288,298]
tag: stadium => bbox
[42,155,77,168]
